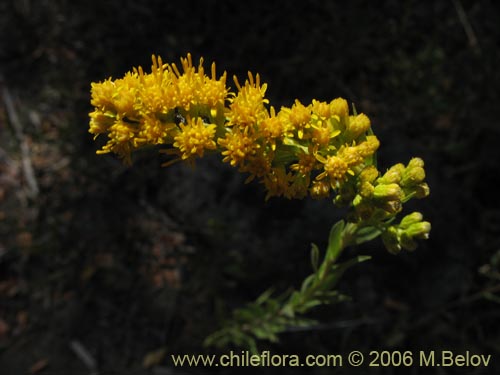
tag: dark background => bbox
[1,0,500,374]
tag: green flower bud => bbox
[408,157,425,169]
[400,232,418,251]
[373,183,403,201]
[406,221,431,240]
[382,226,401,255]
[402,166,426,186]
[378,163,404,185]
[400,212,424,229]
[352,194,363,207]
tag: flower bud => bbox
[347,113,371,139]
[402,166,426,186]
[356,135,380,158]
[359,181,375,198]
[378,163,404,185]
[414,183,430,198]
[381,200,402,214]
[399,212,424,229]
[329,98,349,117]
[408,157,424,169]
[400,232,418,251]
[373,183,403,201]
[354,200,375,221]
[406,221,431,240]
[310,180,330,199]
[382,226,401,255]
[359,165,379,184]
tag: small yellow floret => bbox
[218,128,258,167]
[173,117,217,160]
[228,72,269,127]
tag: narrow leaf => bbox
[310,243,320,271]
[352,226,383,245]
[255,288,275,305]
[326,220,345,262]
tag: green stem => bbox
[286,222,359,313]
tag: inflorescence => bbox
[89,54,430,253]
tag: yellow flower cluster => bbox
[219,87,381,200]
[89,54,227,163]
[89,54,428,208]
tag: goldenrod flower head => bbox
[90,78,118,111]
[173,116,217,160]
[137,72,175,114]
[228,72,269,127]
[138,116,176,146]
[311,121,333,148]
[287,177,309,199]
[347,113,371,140]
[169,54,198,110]
[259,107,284,140]
[263,167,293,200]
[359,165,379,184]
[355,135,380,158]
[311,99,331,119]
[338,145,364,167]
[241,152,272,181]
[279,99,311,132]
[355,166,378,198]
[95,119,137,163]
[329,98,349,118]
[290,150,317,176]
[310,180,331,199]
[218,128,258,167]
[198,63,228,108]
[89,110,114,136]
[317,155,349,186]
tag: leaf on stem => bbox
[326,220,345,263]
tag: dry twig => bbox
[1,83,39,198]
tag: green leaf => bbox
[299,299,323,311]
[255,288,275,305]
[325,220,345,262]
[310,243,320,271]
[352,226,384,245]
[351,103,358,116]
[366,126,377,168]
[300,274,316,293]
[280,302,296,318]
[335,255,371,274]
